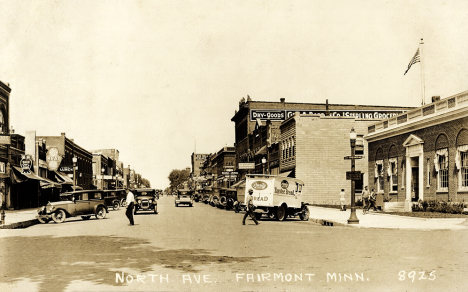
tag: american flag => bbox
[404,48,420,75]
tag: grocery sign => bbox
[250,109,406,121]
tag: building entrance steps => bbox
[306,206,468,230]
[382,202,405,212]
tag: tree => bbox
[167,168,190,192]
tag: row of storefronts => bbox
[0,80,147,210]
[190,92,468,208]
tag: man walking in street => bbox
[242,189,259,225]
[125,188,135,225]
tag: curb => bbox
[0,219,40,229]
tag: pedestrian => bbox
[339,189,346,211]
[366,189,377,212]
[361,186,369,214]
[242,189,259,225]
[125,188,135,226]
[0,186,4,210]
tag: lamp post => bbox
[72,156,78,191]
[101,167,105,190]
[347,128,359,224]
[262,157,267,174]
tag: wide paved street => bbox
[1,196,468,292]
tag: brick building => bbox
[280,114,377,204]
[37,133,93,190]
[231,96,413,178]
[191,153,209,177]
[366,91,468,211]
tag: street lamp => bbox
[261,157,267,174]
[101,167,105,190]
[347,128,359,224]
[72,156,78,191]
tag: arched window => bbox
[375,148,384,192]
[434,134,449,190]
[456,129,468,189]
[0,109,5,134]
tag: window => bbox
[461,151,468,188]
[375,160,384,192]
[292,137,295,156]
[388,158,398,192]
[401,162,405,189]
[436,150,448,190]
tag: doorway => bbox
[411,157,419,202]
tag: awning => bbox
[230,179,246,189]
[54,171,74,184]
[255,146,267,156]
[13,166,62,188]
[71,185,83,191]
[278,171,294,178]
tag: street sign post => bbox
[344,155,364,160]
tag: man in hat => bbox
[125,188,135,225]
[242,189,259,225]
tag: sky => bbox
[1,0,467,188]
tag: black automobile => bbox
[103,189,126,210]
[133,188,158,215]
[218,188,237,210]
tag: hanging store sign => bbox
[250,109,407,121]
[59,166,74,173]
[20,154,33,174]
[46,147,63,171]
[0,135,11,145]
[238,163,255,169]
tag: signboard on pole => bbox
[238,163,255,169]
[346,171,362,181]
[46,147,63,171]
[20,155,33,174]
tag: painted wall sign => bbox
[46,147,63,171]
[250,109,407,121]
[20,154,33,174]
[0,135,11,145]
[59,166,74,173]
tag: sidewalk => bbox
[307,206,468,230]
[0,208,40,229]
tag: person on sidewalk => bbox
[361,186,369,214]
[366,189,377,212]
[339,189,346,211]
[242,189,259,225]
[125,188,135,226]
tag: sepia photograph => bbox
[1,0,468,291]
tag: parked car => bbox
[133,188,158,215]
[218,188,237,210]
[103,189,126,210]
[175,189,194,207]
[36,190,109,224]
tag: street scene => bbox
[1,1,468,291]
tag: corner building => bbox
[366,91,468,211]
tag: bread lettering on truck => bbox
[243,174,309,221]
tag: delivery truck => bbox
[244,174,309,221]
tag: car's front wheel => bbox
[37,217,50,224]
[154,205,158,214]
[113,201,120,210]
[299,206,309,221]
[95,206,106,219]
[52,210,66,223]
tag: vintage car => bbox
[36,190,109,224]
[175,189,193,207]
[218,188,237,210]
[103,189,126,210]
[133,188,158,214]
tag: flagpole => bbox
[419,38,426,106]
